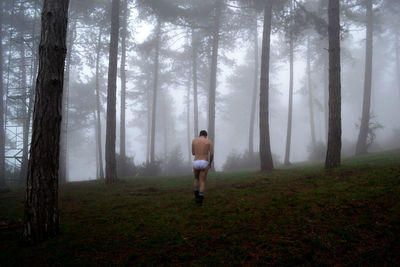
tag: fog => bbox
[2,0,399,182]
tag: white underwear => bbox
[193,160,209,170]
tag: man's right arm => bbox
[192,140,195,156]
[208,141,214,167]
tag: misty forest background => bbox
[0,0,399,183]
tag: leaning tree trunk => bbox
[249,17,259,157]
[307,36,316,147]
[325,0,341,169]
[191,29,199,137]
[208,0,222,163]
[95,27,104,180]
[150,19,161,164]
[105,0,120,184]
[59,18,76,183]
[119,0,128,176]
[23,0,69,243]
[259,0,274,171]
[0,2,5,186]
[284,28,294,165]
[355,0,373,155]
[186,61,191,163]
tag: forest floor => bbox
[1,150,400,266]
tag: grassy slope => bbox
[1,150,400,266]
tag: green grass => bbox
[1,150,400,266]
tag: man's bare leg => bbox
[198,168,209,206]
[193,169,200,203]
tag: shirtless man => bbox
[192,130,214,206]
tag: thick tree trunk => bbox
[95,28,104,180]
[0,1,4,186]
[307,36,316,147]
[208,0,221,159]
[23,0,69,243]
[59,18,76,183]
[355,0,373,155]
[105,0,120,184]
[119,0,127,175]
[325,0,341,169]
[150,19,161,164]
[249,17,259,157]
[191,29,199,137]
[284,24,294,165]
[259,1,274,171]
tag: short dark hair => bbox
[199,130,207,137]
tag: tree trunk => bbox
[191,29,199,137]
[119,0,127,176]
[105,0,120,184]
[249,17,259,157]
[307,36,316,147]
[23,0,69,243]
[355,0,373,155]
[284,15,294,166]
[19,46,28,184]
[93,111,99,179]
[95,28,104,180]
[0,2,5,186]
[208,0,222,159]
[59,18,76,183]
[324,50,329,143]
[396,33,400,99]
[325,0,341,169]
[146,79,151,165]
[186,60,191,163]
[150,19,161,164]
[259,1,274,171]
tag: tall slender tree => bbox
[355,0,373,155]
[306,36,316,147]
[191,29,199,137]
[208,0,222,157]
[95,27,104,180]
[284,0,294,165]
[0,0,5,186]
[325,0,341,169]
[119,0,128,175]
[23,0,70,243]
[259,0,274,171]
[150,19,161,164]
[396,34,400,98]
[249,16,259,157]
[105,0,119,184]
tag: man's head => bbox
[199,130,207,137]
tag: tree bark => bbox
[284,14,294,166]
[324,49,329,143]
[259,0,274,171]
[150,19,161,164]
[95,27,104,180]
[19,46,28,184]
[396,33,400,99]
[355,0,373,155]
[0,2,5,186]
[191,29,199,137]
[93,110,99,179]
[208,0,222,161]
[59,18,76,183]
[325,0,341,169]
[249,17,259,157]
[186,59,191,163]
[23,0,69,243]
[105,0,120,184]
[307,36,316,147]
[119,0,127,175]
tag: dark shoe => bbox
[194,190,199,204]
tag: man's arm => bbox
[192,140,195,156]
